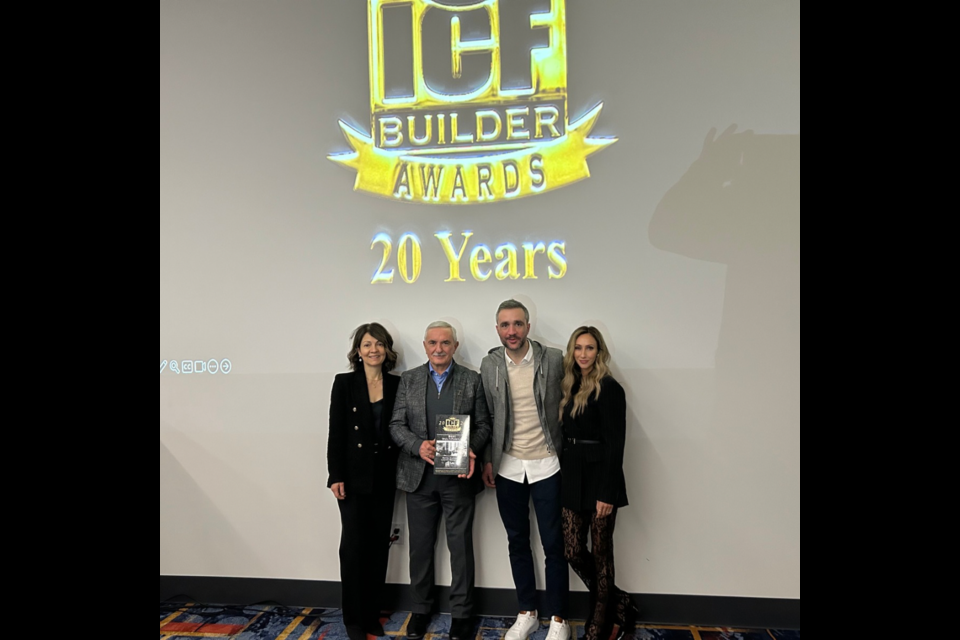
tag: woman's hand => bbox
[596,501,614,519]
[331,483,346,501]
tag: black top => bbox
[560,376,629,511]
[372,400,384,437]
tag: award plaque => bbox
[434,414,471,476]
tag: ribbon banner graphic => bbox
[330,0,616,205]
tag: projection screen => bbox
[160,0,800,600]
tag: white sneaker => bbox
[545,618,571,640]
[505,611,540,640]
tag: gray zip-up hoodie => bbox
[480,340,565,477]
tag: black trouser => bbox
[338,458,397,629]
[406,472,477,619]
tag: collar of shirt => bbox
[429,361,455,393]
[506,341,534,367]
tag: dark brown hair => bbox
[496,299,530,323]
[348,323,398,373]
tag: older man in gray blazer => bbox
[390,321,492,640]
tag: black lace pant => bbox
[563,508,637,640]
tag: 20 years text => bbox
[372,232,567,284]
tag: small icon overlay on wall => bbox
[160,359,233,375]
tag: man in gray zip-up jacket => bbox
[480,300,570,640]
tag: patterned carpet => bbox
[159,605,800,640]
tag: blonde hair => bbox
[560,327,612,421]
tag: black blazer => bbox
[327,369,401,495]
[561,376,629,511]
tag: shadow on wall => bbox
[648,126,801,575]
[650,125,801,438]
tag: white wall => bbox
[160,0,800,600]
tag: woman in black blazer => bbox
[560,327,639,640]
[327,323,402,640]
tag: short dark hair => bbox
[348,323,398,373]
[496,299,530,324]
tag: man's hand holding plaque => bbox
[458,450,477,480]
[420,439,437,465]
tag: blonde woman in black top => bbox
[560,327,639,640]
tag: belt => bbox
[567,438,601,445]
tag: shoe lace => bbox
[546,620,569,640]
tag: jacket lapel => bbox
[350,370,375,428]
[451,365,468,414]
[414,365,431,436]
[533,342,546,402]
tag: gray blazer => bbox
[480,340,565,477]
[389,363,492,493]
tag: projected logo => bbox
[330,0,615,204]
